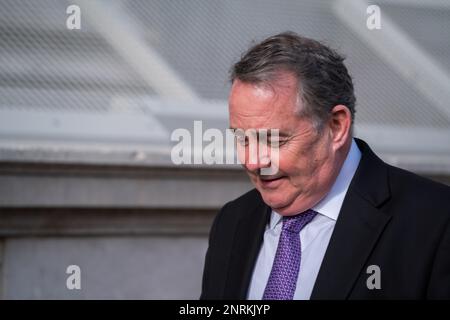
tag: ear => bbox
[328,105,352,151]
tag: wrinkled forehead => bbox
[230,71,299,99]
[228,76,303,133]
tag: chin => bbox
[259,191,291,211]
[258,190,307,216]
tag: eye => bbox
[267,136,284,146]
[235,134,248,146]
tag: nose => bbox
[244,149,271,173]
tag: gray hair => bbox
[231,31,356,132]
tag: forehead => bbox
[228,74,301,131]
[230,71,298,101]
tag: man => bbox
[200,32,450,299]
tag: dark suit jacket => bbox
[200,138,450,299]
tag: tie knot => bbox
[282,209,318,233]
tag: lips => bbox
[258,175,286,188]
[259,174,284,181]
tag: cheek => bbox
[277,150,302,174]
[278,146,323,180]
[306,146,333,180]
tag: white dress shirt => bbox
[247,138,362,300]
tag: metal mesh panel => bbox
[0,0,449,148]
[0,0,155,114]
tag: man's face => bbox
[229,72,340,216]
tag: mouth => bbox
[258,175,286,188]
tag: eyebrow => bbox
[228,127,290,137]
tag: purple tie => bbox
[262,209,318,300]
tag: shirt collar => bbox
[269,138,362,229]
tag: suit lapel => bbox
[223,198,271,299]
[311,138,392,299]
[310,190,391,299]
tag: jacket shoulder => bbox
[226,188,263,211]
[387,164,450,199]
[386,164,450,220]
[212,188,263,227]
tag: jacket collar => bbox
[310,138,392,299]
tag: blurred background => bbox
[0,0,449,299]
